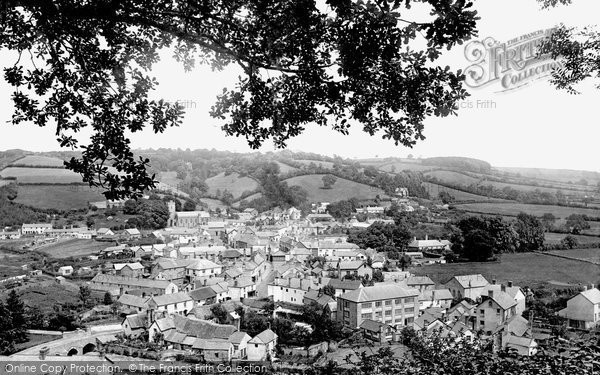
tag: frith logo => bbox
[464,28,564,92]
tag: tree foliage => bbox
[0,0,478,199]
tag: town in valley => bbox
[0,151,598,373]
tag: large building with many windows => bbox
[336,284,420,329]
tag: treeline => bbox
[427,176,593,207]
[448,213,545,261]
[421,156,492,173]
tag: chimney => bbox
[234,280,238,287]
[501,284,506,293]
[203,279,207,287]
[507,281,513,287]
[488,290,494,299]
[425,234,428,241]
[492,279,497,285]
[39,347,49,360]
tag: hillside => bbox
[453,202,600,219]
[205,172,260,199]
[282,174,387,203]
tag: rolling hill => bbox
[205,172,260,199]
[282,174,387,203]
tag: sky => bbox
[0,0,599,171]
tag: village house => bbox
[483,281,526,316]
[186,259,223,281]
[21,223,53,236]
[188,286,217,306]
[475,289,517,335]
[327,279,363,298]
[90,274,179,296]
[268,277,321,305]
[151,258,191,285]
[406,276,436,292]
[122,313,147,338]
[118,293,149,313]
[558,286,600,330]
[147,292,194,317]
[407,236,450,253]
[445,274,489,300]
[58,265,74,276]
[247,329,278,361]
[337,284,421,329]
[419,289,454,310]
[96,228,115,237]
[228,277,256,300]
[0,230,21,240]
[229,331,252,359]
[336,261,373,280]
[114,262,144,277]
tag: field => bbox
[453,202,600,219]
[496,166,600,185]
[547,248,600,263]
[294,159,336,169]
[422,182,506,202]
[378,162,435,172]
[37,238,109,258]
[14,185,105,210]
[544,233,600,245]
[283,174,387,203]
[205,172,260,198]
[275,161,298,174]
[0,167,83,184]
[411,252,600,288]
[10,155,66,167]
[424,170,481,185]
[158,171,183,188]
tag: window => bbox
[405,307,414,313]
[395,309,403,315]
[488,301,493,307]
[480,309,485,315]
[395,299,401,304]
[480,320,484,326]
[375,301,382,307]
[385,310,391,316]
[362,303,371,309]
[362,313,371,319]
[496,309,501,314]
[344,311,349,318]
[385,300,391,306]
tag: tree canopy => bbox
[0,0,479,199]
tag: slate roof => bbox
[359,319,389,333]
[189,287,217,301]
[91,274,174,289]
[124,314,146,329]
[340,284,419,303]
[327,279,363,291]
[249,329,277,344]
[172,315,237,339]
[228,331,251,345]
[150,292,192,306]
[451,274,489,288]
[483,291,517,310]
[337,261,367,270]
[187,259,221,270]
[407,276,435,286]
[118,294,149,308]
[580,288,600,304]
